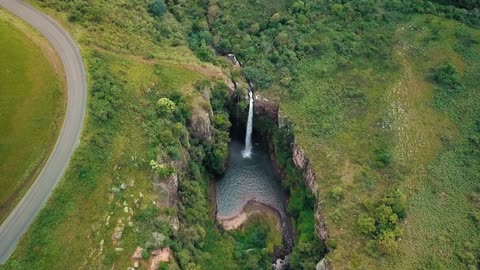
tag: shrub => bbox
[430,63,464,109]
[326,239,337,251]
[383,190,407,219]
[376,230,398,255]
[375,148,392,167]
[150,160,174,178]
[330,186,345,201]
[357,214,376,235]
[157,262,169,270]
[157,98,177,115]
[375,204,398,231]
[141,249,150,259]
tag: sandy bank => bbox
[217,201,282,231]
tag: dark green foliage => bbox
[290,237,325,270]
[243,66,272,90]
[141,249,150,259]
[383,190,407,219]
[89,54,125,123]
[217,38,232,54]
[430,0,480,10]
[374,148,392,168]
[205,82,231,175]
[430,62,465,109]
[231,221,271,269]
[148,0,167,18]
[157,262,169,270]
[269,120,326,269]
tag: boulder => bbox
[149,248,171,270]
[112,224,124,241]
[316,258,330,270]
[131,246,143,259]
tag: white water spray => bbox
[242,90,254,158]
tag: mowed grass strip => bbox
[0,14,64,222]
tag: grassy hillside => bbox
[0,9,64,223]
[167,0,480,268]
[2,0,479,269]
[285,15,480,269]
[1,1,277,269]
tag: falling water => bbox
[242,91,254,158]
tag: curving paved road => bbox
[0,0,87,265]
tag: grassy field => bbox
[0,1,250,269]
[0,9,64,223]
[2,48,205,269]
[3,0,480,269]
[281,15,480,269]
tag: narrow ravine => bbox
[214,54,294,268]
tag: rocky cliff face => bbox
[189,94,213,143]
[253,94,279,123]
[190,106,212,142]
[292,142,329,241]
[259,94,329,243]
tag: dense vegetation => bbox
[271,123,326,269]
[2,0,480,269]
[167,0,480,268]
[0,10,64,223]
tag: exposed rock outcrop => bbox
[149,248,171,270]
[292,143,319,196]
[190,104,213,142]
[316,258,330,270]
[292,142,328,240]
[254,94,279,123]
[278,108,328,241]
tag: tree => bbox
[148,0,167,18]
[243,66,272,89]
[292,1,305,13]
[217,39,232,54]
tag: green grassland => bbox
[279,14,480,270]
[2,47,204,269]
[1,1,278,269]
[2,0,480,269]
[167,0,480,268]
[0,9,64,223]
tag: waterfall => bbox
[242,90,254,158]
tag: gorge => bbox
[211,55,327,269]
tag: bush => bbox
[383,190,407,219]
[330,186,345,201]
[375,204,398,231]
[157,262,169,270]
[357,214,376,235]
[375,148,392,168]
[148,0,167,18]
[157,98,177,115]
[376,230,398,255]
[430,63,464,109]
[325,239,337,251]
[150,160,174,178]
